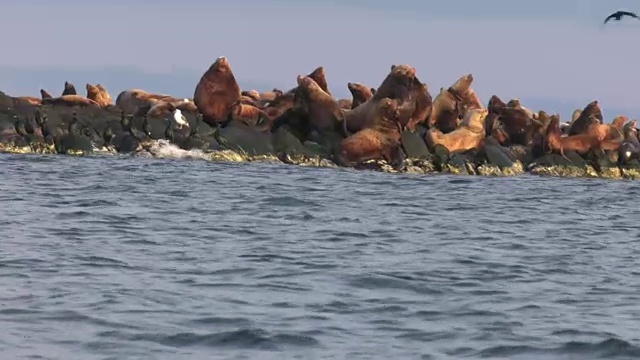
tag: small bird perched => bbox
[604,10,639,24]
[172,108,190,129]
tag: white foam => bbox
[140,139,209,160]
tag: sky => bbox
[0,0,639,119]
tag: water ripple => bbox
[1,154,639,359]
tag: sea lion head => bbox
[211,56,230,72]
[583,100,603,122]
[389,64,416,86]
[379,97,400,120]
[612,115,628,128]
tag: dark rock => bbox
[216,121,274,156]
[54,133,93,154]
[401,130,431,159]
[431,144,450,169]
[485,144,514,168]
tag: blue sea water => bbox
[1,152,640,360]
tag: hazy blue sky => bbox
[1,0,639,115]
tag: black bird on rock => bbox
[604,10,639,24]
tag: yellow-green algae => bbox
[4,141,640,180]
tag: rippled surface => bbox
[2,153,640,360]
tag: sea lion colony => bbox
[2,56,640,179]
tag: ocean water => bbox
[1,150,640,360]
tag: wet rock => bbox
[54,133,93,155]
[529,164,598,178]
[484,143,514,168]
[445,152,475,175]
[208,149,248,162]
[217,121,274,156]
[477,161,524,177]
[272,126,309,157]
[401,130,431,159]
[431,144,450,170]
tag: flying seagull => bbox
[604,10,639,24]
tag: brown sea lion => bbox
[424,108,488,153]
[571,109,582,122]
[591,115,627,147]
[262,67,332,122]
[296,75,346,133]
[42,95,100,108]
[96,84,113,106]
[86,84,110,108]
[16,96,41,106]
[337,98,403,165]
[40,89,53,100]
[429,87,460,133]
[430,74,483,134]
[145,98,198,117]
[344,64,416,133]
[115,89,174,115]
[546,115,603,157]
[229,103,269,127]
[507,99,534,118]
[62,81,77,96]
[241,90,261,101]
[448,74,484,110]
[401,80,433,132]
[259,89,283,102]
[338,99,353,110]
[307,66,330,96]
[487,95,507,114]
[492,107,543,146]
[240,96,259,106]
[567,101,604,135]
[193,56,242,128]
[347,82,374,109]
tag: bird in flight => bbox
[604,10,639,24]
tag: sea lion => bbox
[116,89,175,115]
[593,115,628,152]
[617,120,640,164]
[15,96,41,106]
[348,82,374,109]
[337,98,403,165]
[507,99,534,118]
[429,74,483,134]
[424,108,488,153]
[429,87,460,133]
[261,68,331,121]
[567,100,604,136]
[96,84,113,106]
[401,80,433,132]
[306,66,330,96]
[448,74,484,110]
[40,89,53,100]
[491,107,543,146]
[62,81,77,96]
[338,99,353,110]
[259,89,283,102]
[229,103,269,127]
[86,84,111,108]
[571,109,582,122]
[145,98,198,118]
[546,115,603,157]
[41,95,100,108]
[487,95,507,114]
[241,90,261,101]
[193,56,242,128]
[295,74,346,135]
[344,64,416,133]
